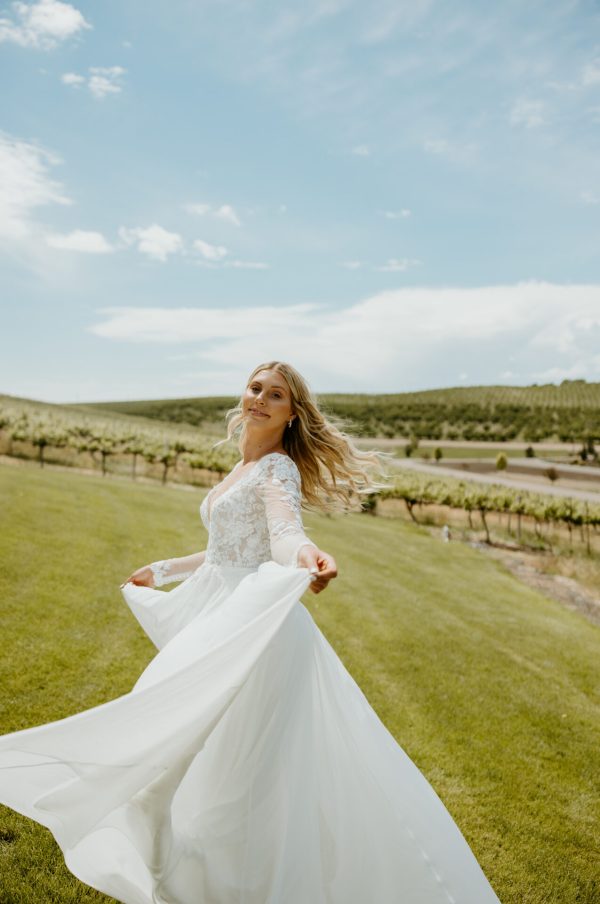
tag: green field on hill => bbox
[0,463,599,903]
[80,378,600,443]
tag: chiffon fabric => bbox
[0,452,501,903]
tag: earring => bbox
[288,418,293,428]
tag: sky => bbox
[1,0,599,403]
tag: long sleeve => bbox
[149,550,206,587]
[258,456,318,568]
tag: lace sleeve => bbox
[149,550,206,587]
[258,456,318,568]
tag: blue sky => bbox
[1,0,599,402]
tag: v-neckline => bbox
[206,451,290,522]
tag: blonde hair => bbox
[216,360,390,513]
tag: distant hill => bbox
[78,380,600,443]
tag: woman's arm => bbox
[121,550,206,588]
[259,457,338,595]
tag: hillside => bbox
[78,379,600,443]
[0,462,598,903]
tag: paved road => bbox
[391,458,600,503]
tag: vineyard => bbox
[2,391,599,557]
[368,470,600,555]
[0,394,238,486]
[81,379,600,443]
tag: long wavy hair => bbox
[216,360,391,513]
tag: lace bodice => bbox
[199,452,317,569]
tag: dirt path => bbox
[466,541,600,627]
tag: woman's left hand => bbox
[297,546,338,594]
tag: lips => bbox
[249,408,269,417]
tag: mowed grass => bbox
[0,463,599,903]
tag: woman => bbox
[0,361,501,903]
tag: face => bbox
[242,369,296,434]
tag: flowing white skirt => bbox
[0,562,501,904]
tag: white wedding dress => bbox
[0,452,501,904]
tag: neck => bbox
[241,425,286,463]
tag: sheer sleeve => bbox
[149,551,206,587]
[258,456,318,568]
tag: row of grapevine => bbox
[369,471,600,554]
[0,401,238,484]
[81,382,600,443]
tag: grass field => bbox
[0,463,599,903]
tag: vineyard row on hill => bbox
[369,470,600,551]
[0,401,238,481]
[1,401,598,550]
[82,389,600,443]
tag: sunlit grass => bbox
[0,463,598,903]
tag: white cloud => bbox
[184,202,211,216]
[351,144,370,156]
[45,229,113,253]
[0,131,71,240]
[0,0,90,49]
[423,138,449,155]
[214,204,241,226]
[580,190,599,205]
[118,224,183,262]
[375,257,421,272]
[193,238,229,261]
[62,65,126,98]
[89,303,318,343]
[183,201,242,226]
[381,209,411,219]
[581,57,600,87]
[341,260,362,269]
[61,71,84,86]
[86,282,600,391]
[509,98,545,129]
[226,260,269,269]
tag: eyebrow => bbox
[251,381,288,391]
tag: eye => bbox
[272,392,282,399]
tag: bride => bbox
[0,360,501,903]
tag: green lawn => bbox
[0,462,598,903]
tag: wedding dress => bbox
[0,451,501,904]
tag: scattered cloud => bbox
[380,209,411,219]
[183,201,242,226]
[118,224,183,262]
[61,71,84,86]
[89,302,317,343]
[509,98,545,129]
[580,190,599,205]
[0,131,71,240]
[581,57,600,87]
[0,0,90,49]
[340,260,362,269]
[45,229,113,253]
[62,65,126,98]
[184,202,211,216]
[193,238,229,261]
[214,204,241,226]
[375,257,421,272]
[351,144,370,157]
[226,260,269,269]
[423,138,450,155]
[87,283,600,390]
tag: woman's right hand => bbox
[120,565,155,589]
